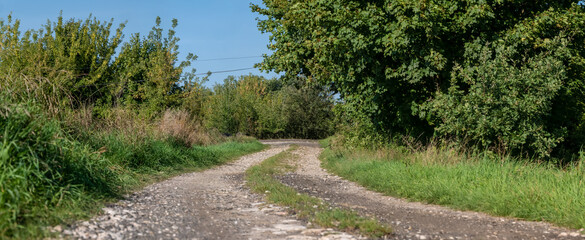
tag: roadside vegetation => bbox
[255,0,585,231]
[245,145,392,238]
[203,75,334,139]
[0,12,331,238]
[254,1,585,161]
[320,138,585,230]
[0,93,264,238]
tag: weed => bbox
[158,109,218,146]
[246,145,392,238]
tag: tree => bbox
[253,0,585,157]
[114,17,196,116]
[0,13,125,110]
[203,74,334,139]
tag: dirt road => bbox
[61,140,584,239]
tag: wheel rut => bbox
[61,141,358,240]
[60,140,584,239]
[277,144,585,240]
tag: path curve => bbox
[62,141,358,240]
[60,140,585,239]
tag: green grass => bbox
[245,145,392,238]
[0,98,265,239]
[320,143,585,230]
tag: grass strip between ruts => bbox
[245,145,392,238]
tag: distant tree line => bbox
[205,75,334,139]
[0,13,334,139]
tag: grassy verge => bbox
[320,138,585,230]
[245,145,392,238]
[0,98,265,239]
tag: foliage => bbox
[0,14,124,110]
[280,79,335,139]
[253,0,585,158]
[0,14,196,119]
[114,17,197,117]
[422,38,570,157]
[204,74,334,139]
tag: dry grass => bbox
[65,106,156,145]
[0,74,75,117]
[329,134,471,166]
[158,109,220,146]
[1,75,234,147]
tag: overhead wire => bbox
[196,56,263,62]
[74,67,258,88]
[194,67,256,76]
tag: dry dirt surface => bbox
[58,140,585,240]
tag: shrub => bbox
[204,75,334,139]
[423,38,569,157]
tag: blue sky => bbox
[0,0,279,87]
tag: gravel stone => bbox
[62,141,358,240]
[58,140,585,239]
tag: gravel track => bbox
[58,140,585,239]
[60,141,358,240]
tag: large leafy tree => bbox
[253,0,585,157]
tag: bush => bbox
[204,75,334,139]
[0,14,197,120]
[423,39,569,157]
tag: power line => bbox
[72,67,257,88]
[195,67,256,76]
[196,56,263,62]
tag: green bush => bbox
[280,83,334,139]
[0,14,196,119]
[0,14,124,110]
[423,38,569,157]
[204,75,334,139]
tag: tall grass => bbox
[0,97,118,237]
[158,109,221,146]
[0,95,265,239]
[320,137,585,230]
